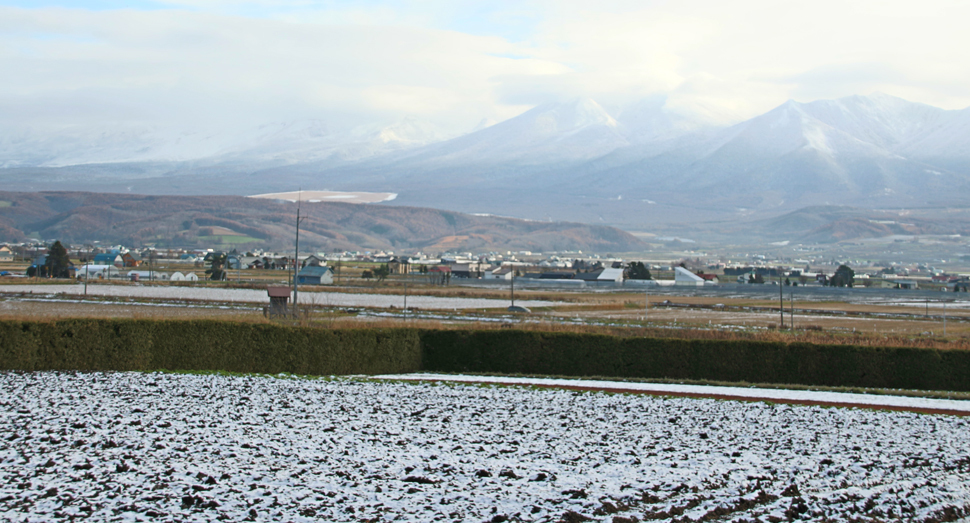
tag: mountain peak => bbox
[524,98,618,134]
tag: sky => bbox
[2,0,969,134]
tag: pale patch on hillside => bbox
[248,190,397,204]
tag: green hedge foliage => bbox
[419,330,970,392]
[0,319,422,376]
[2,320,968,391]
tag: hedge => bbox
[0,319,422,376]
[419,329,970,392]
[2,320,969,391]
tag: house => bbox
[122,252,142,267]
[225,253,243,270]
[697,273,720,284]
[0,245,13,263]
[450,262,487,279]
[238,256,261,269]
[93,253,124,267]
[387,257,411,275]
[485,267,513,280]
[303,254,327,267]
[297,265,334,285]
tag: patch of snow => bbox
[0,372,967,522]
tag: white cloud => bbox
[1,0,968,134]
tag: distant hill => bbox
[0,191,646,253]
[747,205,970,243]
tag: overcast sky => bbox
[2,0,969,132]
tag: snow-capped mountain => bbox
[0,116,453,168]
[613,98,732,144]
[387,98,629,167]
[899,106,970,163]
[0,124,238,168]
[582,93,969,209]
[3,92,970,230]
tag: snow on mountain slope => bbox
[582,94,956,210]
[673,98,941,198]
[389,98,629,166]
[217,116,452,164]
[614,98,731,144]
[797,92,952,150]
[0,124,237,168]
[0,116,453,168]
[899,106,970,161]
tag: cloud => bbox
[1,0,969,136]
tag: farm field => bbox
[1,280,970,338]
[1,372,968,522]
[0,284,560,311]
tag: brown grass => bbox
[309,314,970,351]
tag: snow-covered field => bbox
[376,374,970,414]
[1,372,968,522]
[0,284,558,310]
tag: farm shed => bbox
[297,265,334,285]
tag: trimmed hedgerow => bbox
[418,329,970,392]
[2,320,968,391]
[0,319,421,376]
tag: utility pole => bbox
[779,271,785,329]
[944,300,947,337]
[789,290,794,329]
[403,272,408,320]
[510,265,515,308]
[645,292,649,323]
[293,190,304,317]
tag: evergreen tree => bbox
[624,261,652,280]
[830,264,855,287]
[373,264,390,282]
[44,241,72,278]
[205,253,227,281]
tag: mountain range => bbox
[2,93,970,241]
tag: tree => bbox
[44,241,72,278]
[750,273,765,284]
[206,252,227,281]
[830,264,855,287]
[361,269,374,280]
[373,264,390,282]
[624,261,652,280]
